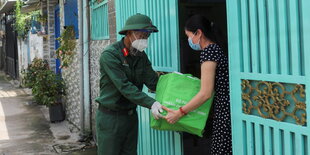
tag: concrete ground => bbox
[0,72,97,155]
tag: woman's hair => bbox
[185,14,228,55]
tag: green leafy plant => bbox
[56,26,77,68]
[21,58,49,88]
[32,70,66,107]
[14,0,31,38]
[22,58,66,106]
[36,13,47,24]
[14,0,45,38]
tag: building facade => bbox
[2,0,310,154]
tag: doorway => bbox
[178,0,227,154]
[5,15,18,79]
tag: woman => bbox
[163,15,232,154]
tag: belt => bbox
[99,106,136,116]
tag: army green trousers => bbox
[96,109,138,155]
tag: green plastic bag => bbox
[150,72,214,137]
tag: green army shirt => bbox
[95,38,159,111]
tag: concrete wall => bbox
[89,40,110,137]
[90,0,116,138]
[17,38,29,75]
[17,33,44,84]
[62,41,82,129]
[47,0,58,72]
[58,0,82,130]
[29,34,44,60]
[107,0,117,43]
[41,0,49,64]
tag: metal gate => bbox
[227,0,310,154]
[5,16,18,78]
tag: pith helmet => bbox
[118,13,158,35]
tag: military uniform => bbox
[96,31,159,155]
[95,38,158,110]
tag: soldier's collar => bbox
[120,38,129,57]
[122,48,129,57]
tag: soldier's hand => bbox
[151,101,163,119]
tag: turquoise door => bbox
[115,0,182,154]
[227,0,310,154]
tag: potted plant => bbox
[22,58,66,122]
[32,69,66,122]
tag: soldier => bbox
[95,13,163,155]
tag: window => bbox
[90,0,109,40]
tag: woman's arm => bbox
[182,61,216,112]
[164,61,217,124]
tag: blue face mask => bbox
[188,33,201,51]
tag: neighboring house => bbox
[1,0,86,137]
[7,0,90,137]
[22,0,85,135]
[0,0,18,78]
[17,0,44,78]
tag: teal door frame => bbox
[227,0,310,154]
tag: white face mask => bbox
[131,33,148,52]
[131,39,148,52]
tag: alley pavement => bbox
[0,72,55,154]
[0,72,96,155]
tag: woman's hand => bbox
[162,106,183,124]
